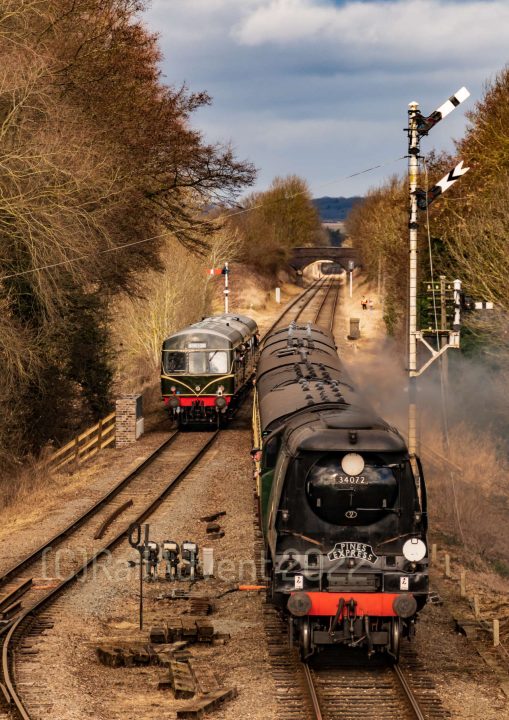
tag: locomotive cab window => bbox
[188,350,229,374]
[262,432,282,472]
[305,453,399,526]
[208,351,228,374]
[164,352,186,373]
[188,352,207,374]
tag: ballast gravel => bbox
[16,408,278,720]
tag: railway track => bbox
[313,278,340,331]
[0,428,178,591]
[262,277,326,338]
[0,430,219,719]
[0,270,334,720]
[303,648,449,720]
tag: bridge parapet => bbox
[289,246,357,270]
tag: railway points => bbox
[0,430,219,719]
[0,276,334,720]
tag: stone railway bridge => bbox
[289,246,357,271]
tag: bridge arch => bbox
[289,246,357,271]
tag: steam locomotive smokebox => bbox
[348,317,361,340]
[116,393,144,447]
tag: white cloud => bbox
[233,0,509,69]
[142,0,509,195]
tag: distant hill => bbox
[313,196,362,222]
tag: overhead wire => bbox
[0,155,405,282]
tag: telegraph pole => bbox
[407,102,420,458]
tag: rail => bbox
[1,430,219,719]
[303,660,430,720]
[313,278,340,332]
[393,664,427,720]
[302,662,323,720]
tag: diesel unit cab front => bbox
[162,314,258,426]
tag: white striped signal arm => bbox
[434,160,470,194]
[418,87,470,134]
[435,86,470,120]
[417,160,470,209]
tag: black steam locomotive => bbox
[253,322,428,660]
[161,314,258,427]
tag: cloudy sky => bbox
[143,0,509,197]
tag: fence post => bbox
[444,554,451,578]
[74,435,80,467]
[493,619,500,647]
[431,543,437,564]
[473,595,480,620]
[98,418,103,450]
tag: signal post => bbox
[407,102,420,458]
[405,88,470,457]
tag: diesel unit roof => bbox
[163,314,258,350]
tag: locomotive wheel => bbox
[299,618,312,661]
[389,617,401,662]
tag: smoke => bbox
[342,336,509,566]
[342,335,408,429]
[343,336,509,444]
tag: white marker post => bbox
[348,260,354,299]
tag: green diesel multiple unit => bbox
[161,313,258,426]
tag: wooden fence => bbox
[45,411,116,471]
